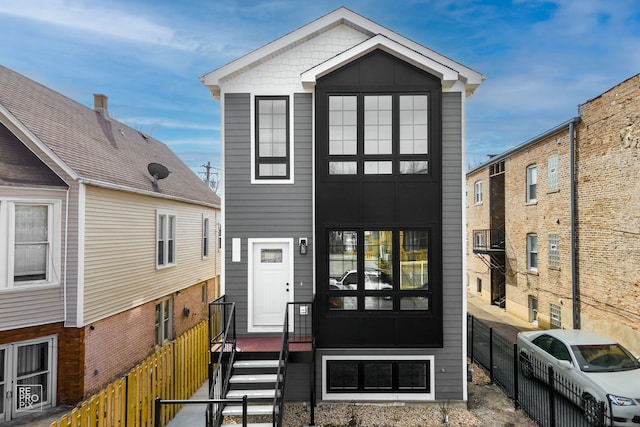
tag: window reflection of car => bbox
[517,329,640,426]
[329,269,392,290]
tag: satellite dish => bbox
[148,163,170,181]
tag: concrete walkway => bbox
[165,382,210,427]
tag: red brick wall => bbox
[0,324,84,404]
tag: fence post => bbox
[124,373,129,427]
[154,398,161,427]
[489,327,494,384]
[548,366,556,427]
[513,343,519,410]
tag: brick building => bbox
[467,74,640,355]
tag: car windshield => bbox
[571,343,640,372]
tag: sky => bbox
[1,0,640,183]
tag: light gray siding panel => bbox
[224,93,314,334]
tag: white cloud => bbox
[0,0,197,50]
[122,117,218,132]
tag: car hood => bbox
[582,368,640,398]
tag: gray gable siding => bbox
[224,93,313,334]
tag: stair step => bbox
[226,388,278,399]
[233,359,282,369]
[222,404,277,416]
[230,374,281,384]
[221,424,273,427]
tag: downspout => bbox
[569,118,579,329]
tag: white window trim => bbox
[156,210,177,269]
[474,180,483,204]
[322,355,435,401]
[202,214,211,259]
[250,93,295,184]
[526,164,538,203]
[155,297,173,347]
[527,234,538,272]
[0,199,62,290]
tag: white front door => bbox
[249,239,293,332]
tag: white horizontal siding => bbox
[83,186,218,324]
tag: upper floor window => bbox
[526,165,538,203]
[0,200,61,289]
[547,155,558,190]
[474,180,483,204]
[256,96,289,179]
[527,234,538,271]
[202,215,210,259]
[328,94,429,176]
[157,210,176,268]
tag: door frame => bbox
[1,335,57,422]
[247,238,294,333]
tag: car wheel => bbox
[519,352,533,378]
[582,394,600,426]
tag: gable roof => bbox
[0,65,219,207]
[201,7,485,98]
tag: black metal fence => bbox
[467,315,608,427]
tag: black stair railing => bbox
[273,301,315,427]
[207,296,238,426]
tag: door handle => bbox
[286,282,289,292]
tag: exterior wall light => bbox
[299,238,308,255]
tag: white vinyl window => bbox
[527,234,538,271]
[474,181,483,204]
[202,215,210,259]
[526,165,538,203]
[157,210,176,268]
[0,200,61,289]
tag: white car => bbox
[517,329,640,426]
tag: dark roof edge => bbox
[467,116,580,176]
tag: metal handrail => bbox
[272,301,315,427]
[154,396,248,427]
[207,296,238,426]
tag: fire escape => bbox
[473,160,506,307]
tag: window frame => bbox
[327,92,431,177]
[254,95,291,181]
[527,233,538,271]
[474,180,483,204]
[155,297,173,347]
[326,228,431,313]
[202,215,210,259]
[548,233,560,269]
[323,355,434,401]
[526,164,538,203]
[547,155,559,190]
[156,210,177,269]
[1,199,62,289]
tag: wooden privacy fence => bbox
[50,320,210,427]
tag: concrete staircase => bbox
[220,355,283,427]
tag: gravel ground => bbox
[273,362,537,427]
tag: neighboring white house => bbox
[0,65,220,422]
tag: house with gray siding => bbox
[202,7,484,406]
